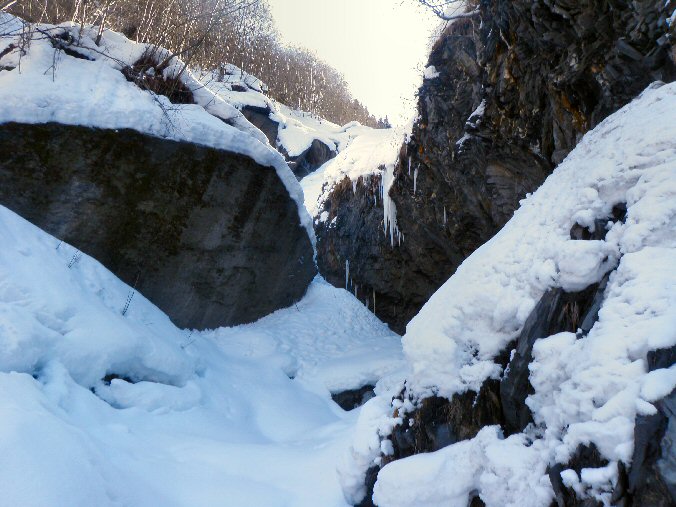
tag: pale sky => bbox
[268,0,441,126]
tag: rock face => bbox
[0,122,316,330]
[241,105,280,147]
[626,380,676,506]
[285,139,336,179]
[359,278,676,507]
[316,0,676,333]
[241,105,336,179]
[389,382,505,462]
[501,274,610,435]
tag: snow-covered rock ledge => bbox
[341,81,676,507]
[0,12,314,240]
[0,13,320,328]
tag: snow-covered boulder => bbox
[0,15,316,329]
[340,81,676,507]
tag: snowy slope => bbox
[199,66,376,159]
[0,13,314,241]
[0,200,404,507]
[341,81,676,506]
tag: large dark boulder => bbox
[0,122,316,330]
[316,0,675,333]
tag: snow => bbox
[0,14,314,243]
[197,67,369,159]
[207,277,404,393]
[301,126,410,238]
[342,81,676,506]
[423,65,440,79]
[0,201,404,506]
[373,428,552,507]
[466,99,486,128]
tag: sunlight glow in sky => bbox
[268,0,441,126]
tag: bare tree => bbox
[1,1,19,12]
[416,0,479,20]
[3,0,382,126]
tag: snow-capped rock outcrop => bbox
[202,67,379,179]
[315,0,676,333]
[0,14,316,329]
[340,80,676,507]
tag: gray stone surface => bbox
[0,122,316,330]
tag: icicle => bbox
[352,179,357,194]
[373,290,376,315]
[408,156,411,175]
[354,284,358,298]
[444,206,447,225]
[413,168,419,194]
[381,163,400,247]
[345,259,350,289]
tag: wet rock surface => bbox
[0,122,316,330]
[316,0,676,333]
[389,381,504,461]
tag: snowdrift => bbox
[0,200,404,506]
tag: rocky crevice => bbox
[315,0,676,334]
[331,385,376,411]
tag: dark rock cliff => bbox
[316,0,676,334]
[0,122,316,330]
